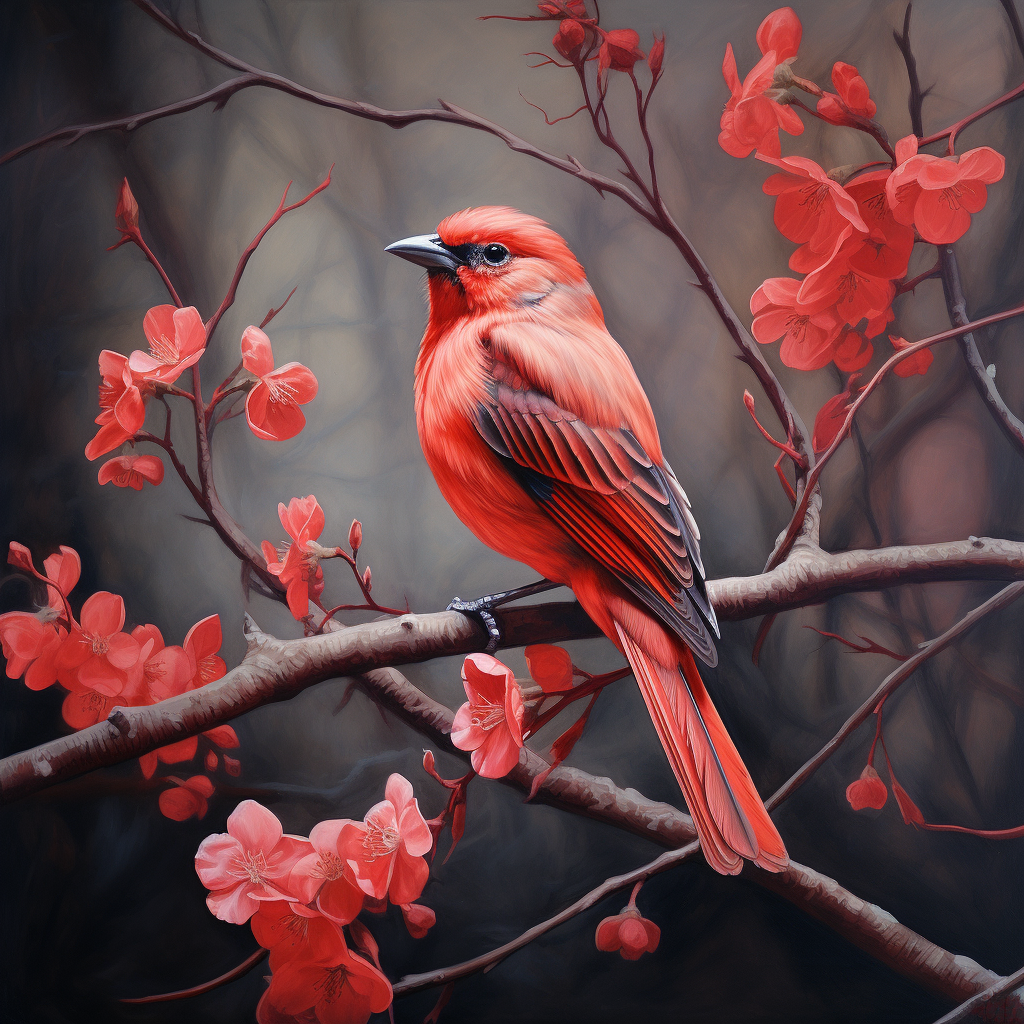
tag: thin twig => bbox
[120,948,268,1004]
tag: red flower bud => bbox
[846,764,888,811]
[362,565,372,590]
[598,28,644,78]
[348,518,363,554]
[400,902,436,939]
[595,907,660,960]
[223,755,241,777]
[115,178,140,237]
[648,32,665,79]
[205,750,219,772]
[7,542,34,572]
[552,18,586,60]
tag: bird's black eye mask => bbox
[428,242,513,283]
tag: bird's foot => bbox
[447,579,558,653]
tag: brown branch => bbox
[932,962,1024,1024]
[9,535,1024,802]
[393,842,701,996]
[121,947,267,1004]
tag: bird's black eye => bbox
[482,243,511,266]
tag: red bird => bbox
[387,207,787,875]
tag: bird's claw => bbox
[447,596,502,653]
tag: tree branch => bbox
[8,535,1024,802]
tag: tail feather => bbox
[615,624,787,874]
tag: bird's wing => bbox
[475,353,720,666]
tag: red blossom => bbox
[7,542,34,572]
[844,170,915,281]
[338,773,432,905]
[224,755,241,776]
[451,653,525,778]
[597,28,644,78]
[62,689,115,729]
[719,46,803,159]
[889,334,933,377]
[263,941,393,1024]
[595,906,660,960]
[55,592,140,696]
[126,623,192,704]
[128,305,206,384]
[750,277,842,370]
[846,764,888,811]
[525,643,574,692]
[195,800,312,924]
[184,613,227,687]
[832,330,873,373]
[759,154,868,253]
[400,901,436,938]
[796,233,895,328]
[886,136,1005,244]
[812,373,861,454]
[97,454,165,490]
[241,325,318,441]
[251,898,347,971]
[755,7,801,62]
[0,613,61,688]
[261,495,328,620]
[85,350,152,460]
[817,61,876,123]
[288,819,365,925]
[159,775,215,821]
[552,18,586,60]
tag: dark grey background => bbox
[3,1,1024,1021]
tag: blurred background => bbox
[2,1,1024,1021]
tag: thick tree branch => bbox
[7,536,1024,802]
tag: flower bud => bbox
[648,32,665,79]
[115,178,140,236]
[362,565,372,590]
[348,518,363,554]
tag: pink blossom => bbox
[339,774,432,905]
[288,819,365,925]
[261,495,328,619]
[98,454,164,490]
[128,305,206,384]
[195,800,311,924]
[85,350,152,460]
[241,326,318,441]
[451,653,525,778]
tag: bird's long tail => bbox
[615,624,787,875]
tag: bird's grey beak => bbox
[385,234,465,273]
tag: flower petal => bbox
[228,799,284,853]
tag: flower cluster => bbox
[196,781,434,1024]
[719,8,1004,375]
[494,2,662,87]
[0,541,236,818]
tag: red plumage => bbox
[403,207,786,874]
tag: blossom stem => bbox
[896,261,941,295]
[129,233,183,308]
[917,78,1024,155]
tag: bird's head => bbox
[386,207,589,323]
